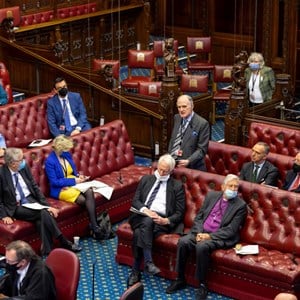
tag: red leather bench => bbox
[247,121,300,157]
[0,120,151,254]
[0,92,53,148]
[206,141,294,188]
[116,168,300,299]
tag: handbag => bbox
[92,211,115,240]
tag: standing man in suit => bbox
[47,77,91,137]
[168,94,210,171]
[0,240,56,299]
[0,148,81,255]
[239,141,279,186]
[282,152,300,193]
[127,154,185,287]
[166,174,247,300]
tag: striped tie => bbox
[14,173,28,205]
[146,181,162,208]
[252,164,259,183]
[170,119,187,158]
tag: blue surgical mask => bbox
[18,159,26,171]
[224,189,237,199]
[249,63,260,71]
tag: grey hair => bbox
[223,174,239,185]
[4,148,23,165]
[177,94,194,107]
[158,153,176,171]
[247,52,265,67]
[256,141,270,154]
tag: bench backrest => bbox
[0,93,53,148]
[247,121,300,156]
[24,120,135,196]
[173,168,300,255]
[206,141,294,188]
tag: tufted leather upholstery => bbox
[116,168,300,299]
[0,62,13,104]
[0,93,53,148]
[247,122,300,157]
[205,141,294,188]
[0,120,151,254]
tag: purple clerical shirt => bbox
[203,197,229,232]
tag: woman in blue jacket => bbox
[45,135,101,238]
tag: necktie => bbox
[289,174,300,191]
[146,181,162,208]
[62,99,72,132]
[170,119,187,158]
[252,164,259,183]
[14,173,28,205]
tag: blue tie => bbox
[63,99,72,132]
[146,181,162,208]
[14,173,28,205]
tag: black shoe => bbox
[166,279,186,294]
[127,269,141,288]
[61,240,82,253]
[144,262,161,275]
[195,284,208,300]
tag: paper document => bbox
[28,139,52,147]
[22,203,50,210]
[234,244,259,255]
[130,207,148,216]
[74,180,113,200]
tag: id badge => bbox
[59,125,65,131]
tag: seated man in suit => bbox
[282,152,300,193]
[168,94,210,171]
[0,147,81,255]
[166,174,247,300]
[47,77,91,137]
[0,240,56,299]
[127,154,185,287]
[239,141,279,186]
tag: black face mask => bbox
[58,87,68,98]
[292,163,300,173]
[5,262,20,274]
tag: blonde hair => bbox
[52,135,74,154]
[247,52,265,67]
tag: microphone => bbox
[118,172,123,184]
[92,259,96,300]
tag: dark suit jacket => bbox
[168,112,210,170]
[130,174,185,231]
[282,170,300,193]
[0,258,56,300]
[47,92,91,137]
[190,191,247,248]
[239,160,279,186]
[0,164,49,219]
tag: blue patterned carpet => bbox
[74,223,232,300]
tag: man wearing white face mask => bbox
[245,52,275,106]
[127,154,185,287]
[166,174,247,300]
[0,148,81,256]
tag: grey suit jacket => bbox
[168,112,210,170]
[0,164,49,219]
[239,160,279,186]
[130,174,185,230]
[190,191,247,248]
